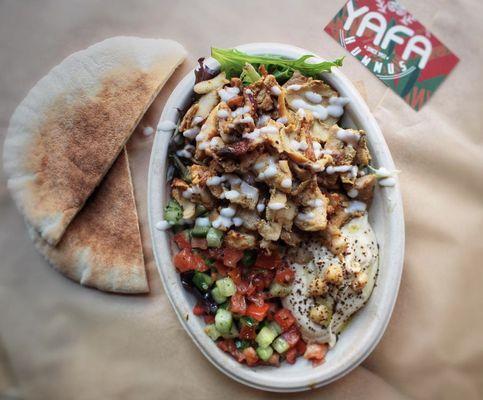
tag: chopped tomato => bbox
[250,271,274,290]
[173,248,207,272]
[192,303,205,316]
[265,302,280,321]
[303,343,328,366]
[203,315,215,324]
[230,293,246,315]
[255,253,281,269]
[210,271,218,282]
[236,280,250,295]
[245,283,257,296]
[173,231,191,250]
[243,347,259,366]
[295,339,307,356]
[207,248,224,261]
[275,265,295,285]
[286,348,298,364]
[274,308,296,331]
[267,353,280,367]
[239,325,257,340]
[214,260,228,277]
[217,339,246,363]
[247,292,265,307]
[311,358,325,367]
[191,237,208,250]
[223,248,244,267]
[217,339,231,353]
[246,302,270,321]
[227,268,242,284]
[281,326,301,348]
[232,350,246,363]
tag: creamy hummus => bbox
[283,214,378,347]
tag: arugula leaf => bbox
[170,154,192,183]
[240,62,261,85]
[211,47,344,82]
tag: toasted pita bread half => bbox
[29,148,148,294]
[4,36,186,245]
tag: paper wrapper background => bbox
[0,0,481,399]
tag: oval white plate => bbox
[148,43,405,392]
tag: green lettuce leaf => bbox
[211,47,344,82]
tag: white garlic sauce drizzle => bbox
[378,177,397,187]
[347,188,359,198]
[158,120,177,131]
[176,144,195,158]
[257,114,271,127]
[231,106,251,118]
[220,206,236,218]
[156,220,172,231]
[297,212,315,222]
[304,91,322,103]
[326,165,353,174]
[345,200,367,213]
[143,126,154,136]
[183,127,200,139]
[336,129,360,146]
[270,86,282,96]
[286,84,302,91]
[192,116,204,125]
[291,96,350,121]
[281,178,292,189]
[268,202,285,210]
[218,86,240,102]
[195,217,211,227]
[217,109,230,119]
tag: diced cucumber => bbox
[202,256,215,268]
[268,321,282,336]
[193,272,212,291]
[191,225,210,238]
[211,287,227,304]
[257,320,269,331]
[255,326,277,348]
[240,316,256,328]
[216,277,236,297]
[272,337,290,354]
[164,199,183,225]
[256,346,274,361]
[206,228,223,248]
[241,250,257,266]
[194,204,207,217]
[235,339,250,350]
[222,323,239,339]
[215,308,233,334]
[269,282,292,297]
[204,324,221,341]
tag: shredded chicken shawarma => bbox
[170,68,374,254]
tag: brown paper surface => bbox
[0,1,482,399]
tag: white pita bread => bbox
[29,148,148,294]
[4,36,186,245]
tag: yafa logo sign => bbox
[325,0,459,110]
